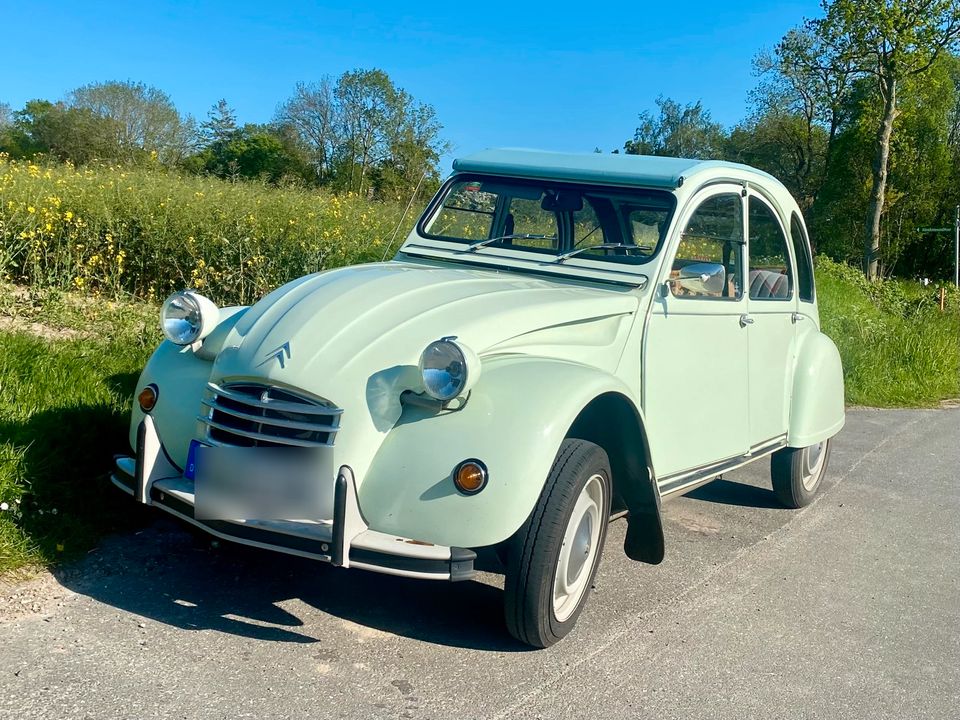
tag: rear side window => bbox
[790,213,815,302]
[748,197,792,301]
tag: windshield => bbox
[418,175,675,265]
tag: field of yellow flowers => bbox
[0,155,411,305]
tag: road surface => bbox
[1,408,958,719]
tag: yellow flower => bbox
[27,206,35,213]
[65,211,74,221]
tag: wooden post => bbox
[940,286,947,312]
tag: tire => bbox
[771,438,832,509]
[503,439,612,648]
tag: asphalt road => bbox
[1,408,958,720]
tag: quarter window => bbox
[670,193,744,299]
[790,213,815,302]
[748,197,792,300]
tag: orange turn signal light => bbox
[453,459,488,495]
[138,384,159,413]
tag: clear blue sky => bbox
[2,1,822,170]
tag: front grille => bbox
[198,382,342,448]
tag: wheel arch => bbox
[566,392,665,564]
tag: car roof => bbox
[452,148,779,190]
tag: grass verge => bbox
[0,287,158,573]
[817,258,960,406]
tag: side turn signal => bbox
[138,384,159,412]
[453,459,488,495]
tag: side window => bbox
[748,197,792,300]
[670,193,743,299]
[790,213,815,302]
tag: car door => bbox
[643,186,750,486]
[744,193,798,450]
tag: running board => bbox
[657,435,787,499]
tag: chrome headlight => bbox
[160,290,219,345]
[419,337,481,401]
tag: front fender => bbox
[357,356,637,549]
[788,330,845,447]
[129,307,247,464]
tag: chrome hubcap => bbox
[801,441,827,491]
[553,474,603,622]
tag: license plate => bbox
[190,445,334,520]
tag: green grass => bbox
[817,257,960,406]
[0,287,159,573]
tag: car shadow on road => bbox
[685,477,783,510]
[53,517,532,652]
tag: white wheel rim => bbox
[553,473,603,623]
[801,441,827,491]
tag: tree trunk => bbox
[864,76,897,281]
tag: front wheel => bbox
[503,439,612,648]
[771,438,832,508]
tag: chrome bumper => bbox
[111,416,475,581]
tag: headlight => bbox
[160,290,219,345]
[419,337,481,401]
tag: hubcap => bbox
[553,474,604,623]
[801,441,827,491]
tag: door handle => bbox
[739,314,754,327]
[791,312,805,323]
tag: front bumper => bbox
[111,416,476,581]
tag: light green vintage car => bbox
[113,149,844,647]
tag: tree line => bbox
[0,69,448,201]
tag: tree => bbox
[809,0,960,279]
[69,80,194,163]
[371,94,447,199]
[334,69,401,195]
[201,99,238,145]
[624,96,726,158]
[0,100,121,162]
[186,123,313,184]
[276,79,338,181]
[276,69,447,197]
[726,112,829,211]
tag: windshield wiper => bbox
[555,243,653,263]
[464,233,557,252]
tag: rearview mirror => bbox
[676,262,725,296]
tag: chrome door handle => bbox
[791,312,805,323]
[739,314,754,327]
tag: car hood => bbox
[211,261,639,400]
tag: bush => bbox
[0,155,414,306]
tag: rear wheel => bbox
[503,439,611,648]
[771,438,832,508]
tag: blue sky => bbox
[2,1,822,169]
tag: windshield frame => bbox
[414,173,677,268]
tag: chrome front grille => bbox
[199,382,342,448]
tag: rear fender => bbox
[788,330,845,447]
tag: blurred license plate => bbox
[192,445,333,520]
